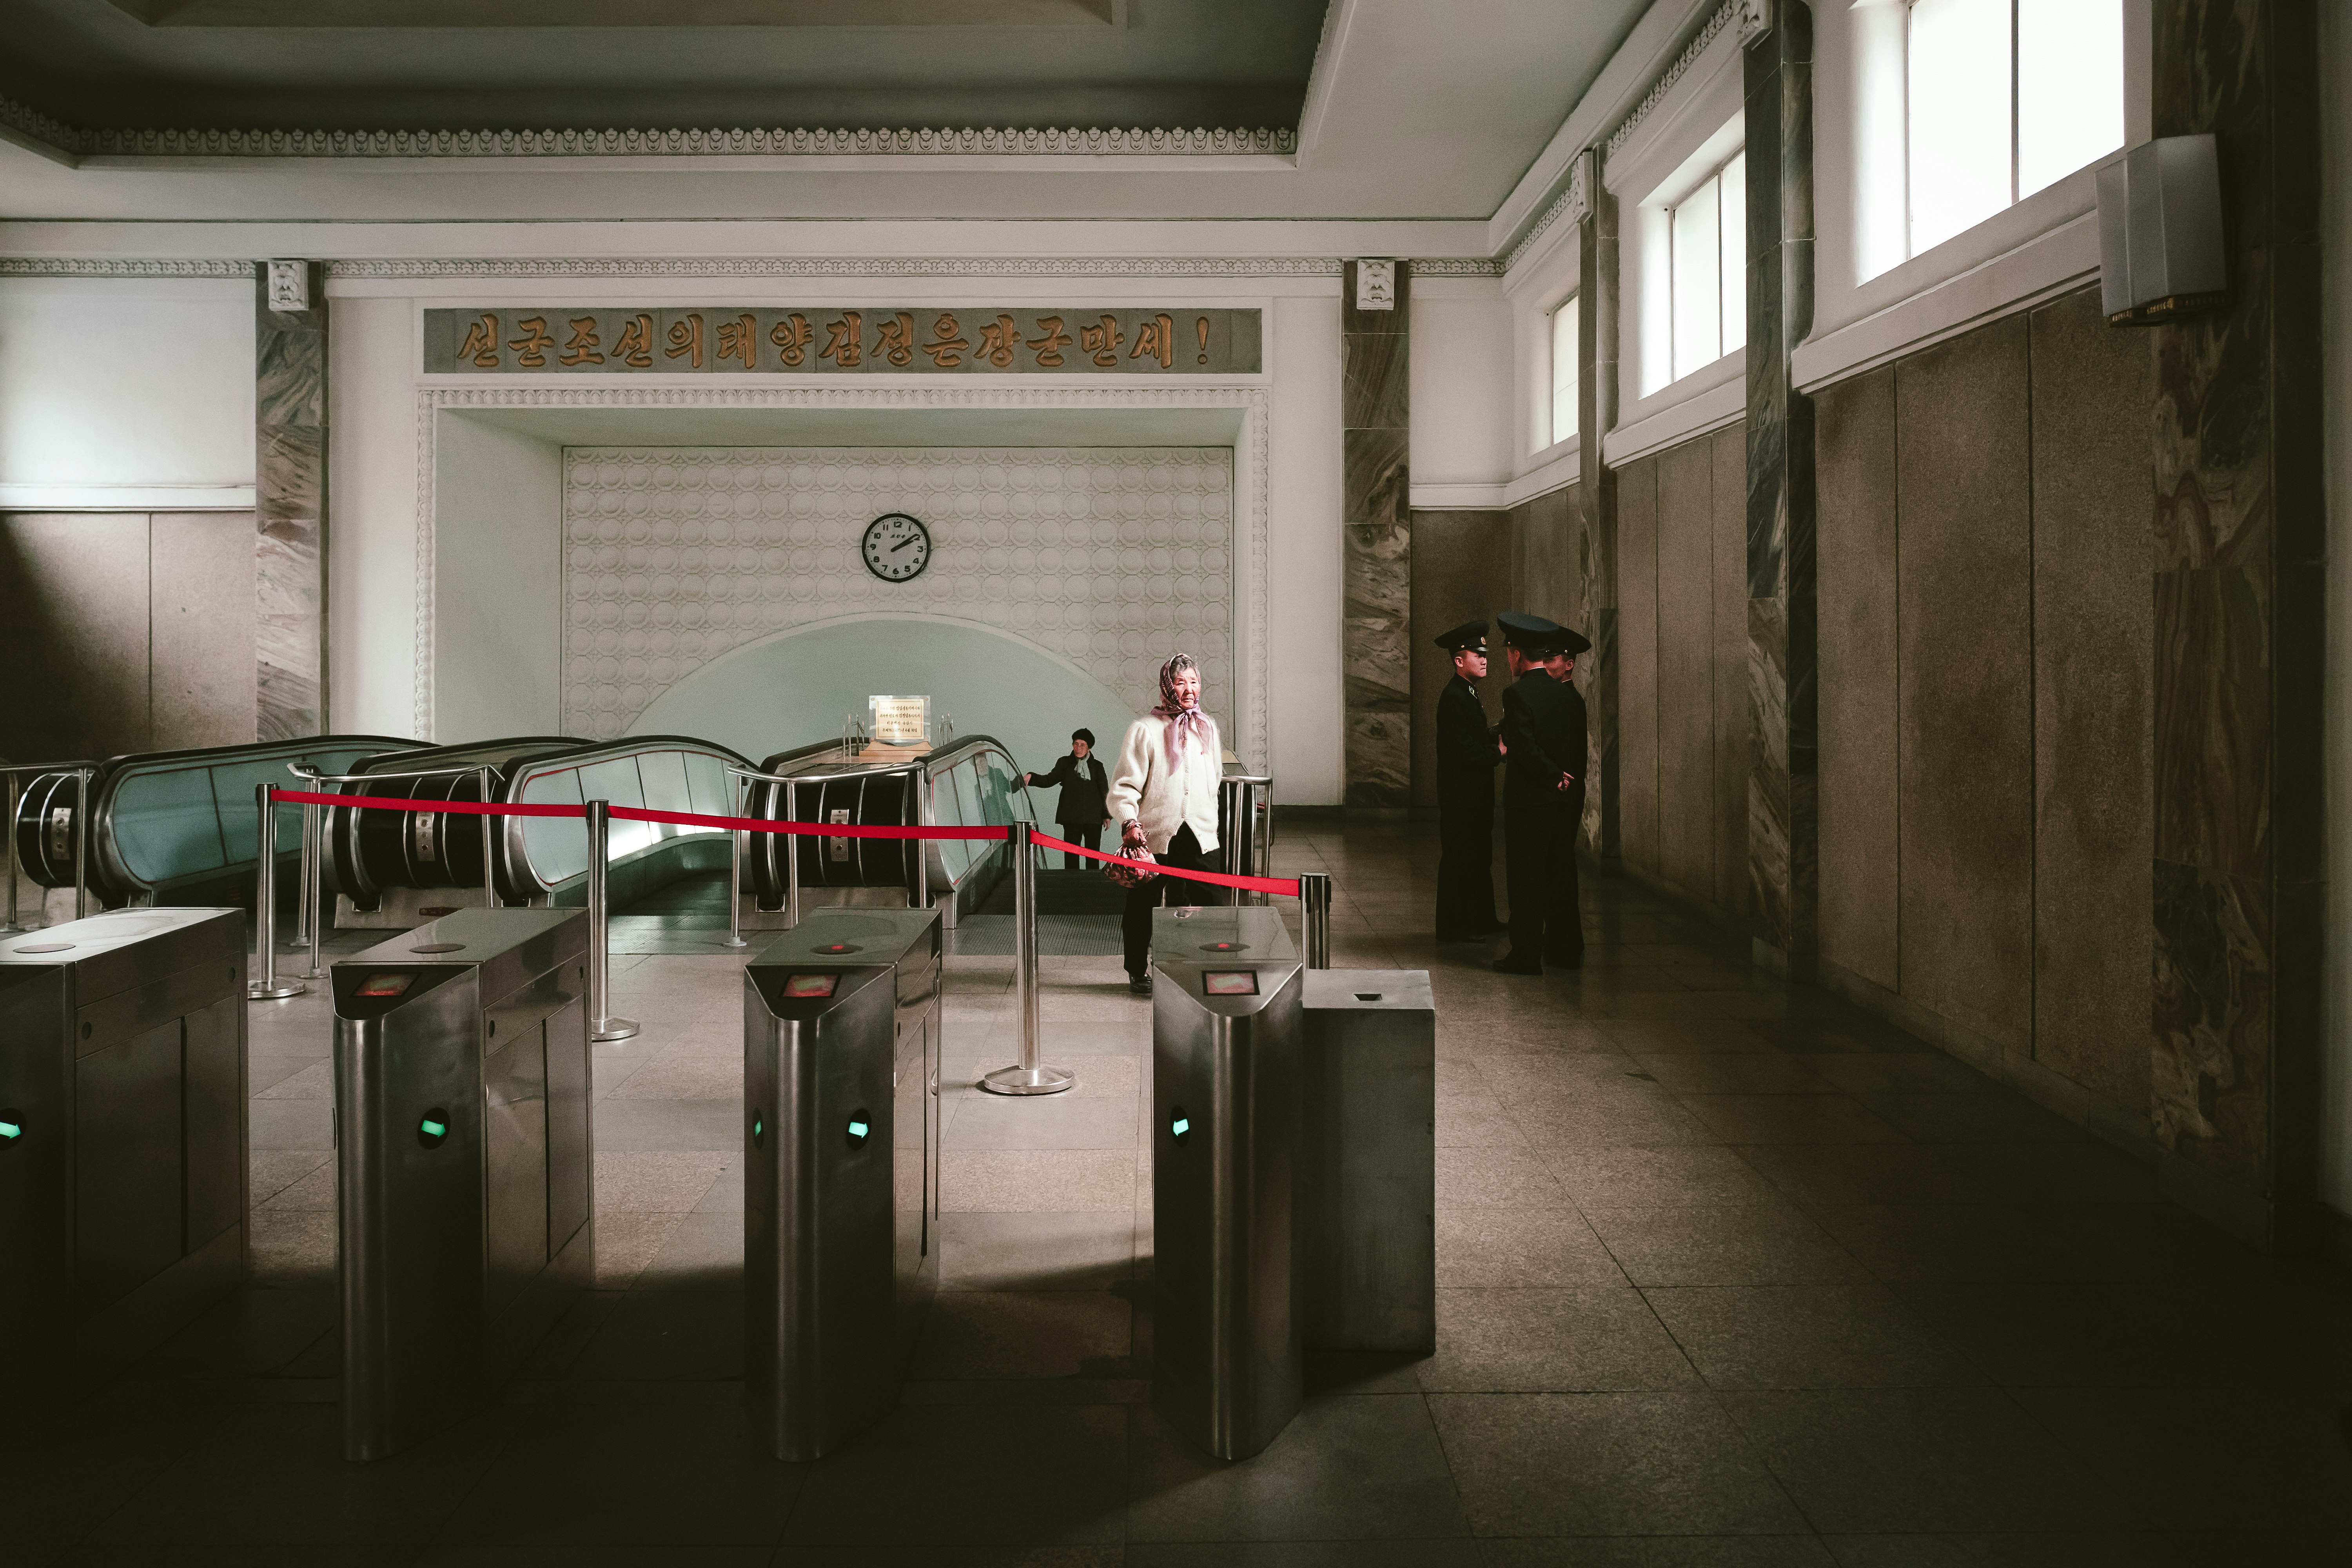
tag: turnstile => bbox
[332,908,592,1461]
[1300,969,1436,1354]
[1150,904,1304,1460]
[743,907,942,1461]
[0,908,247,1406]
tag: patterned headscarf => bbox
[1151,653,1210,769]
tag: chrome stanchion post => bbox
[477,765,496,909]
[982,825,1074,1097]
[299,804,326,979]
[782,779,800,931]
[721,772,750,949]
[1298,871,1332,971]
[248,783,303,999]
[2,771,24,934]
[585,799,638,1042]
[291,802,313,947]
[72,768,90,920]
[914,776,930,911]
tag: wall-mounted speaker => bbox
[2096,134,2227,326]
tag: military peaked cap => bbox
[1433,619,1488,653]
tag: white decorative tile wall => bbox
[559,446,1235,740]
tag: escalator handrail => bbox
[291,761,497,786]
[1,758,103,778]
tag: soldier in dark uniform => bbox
[1494,612,1592,974]
[1432,620,1505,940]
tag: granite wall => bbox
[1342,260,1412,806]
[1406,487,1583,809]
[1813,286,2155,1149]
[1610,424,1750,926]
[0,510,260,762]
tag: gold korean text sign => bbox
[868,695,930,748]
[424,308,1262,375]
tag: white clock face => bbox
[862,513,931,582]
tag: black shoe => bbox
[1129,973,1152,995]
[1492,953,1544,975]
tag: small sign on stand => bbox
[866,695,931,755]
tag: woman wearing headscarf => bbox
[1105,652,1223,994]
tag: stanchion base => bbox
[592,1015,640,1042]
[300,966,327,980]
[719,936,751,949]
[979,1064,1076,1096]
[247,980,306,1000]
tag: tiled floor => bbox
[13,819,2352,1565]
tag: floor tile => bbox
[1719,1388,2124,1534]
[1126,1394,1471,1543]
[1437,1207,1632,1288]
[780,1405,1126,1546]
[909,1290,1131,1381]
[1418,1287,1701,1392]
[1582,1206,1874,1288]
[937,1210,1135,1292]
[1428,1391,1808,1536]
[1643,1285,1985,1390]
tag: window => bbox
[1904,0,2124,257]
[1668,151,1746,385]
[1549,300,1579,448]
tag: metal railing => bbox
[1,760,99,933]
[724,757,933,946]
[247,760,499,1001]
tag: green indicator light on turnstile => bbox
[0,1118,20,1143]
[420,1119,445,1137]
[417,1108,450,1149]
[845,1111,871,1150]
[1169,1107,1191,1147]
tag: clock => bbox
[862,512,931,583]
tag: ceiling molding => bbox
[1289,0,1357,167]
[1602,0,1734,161]
[0,93,1292,162]
[1501,155,1588,275]
[328,256,1343,279]
[1407,258,1504,277]
[0,256,252,277]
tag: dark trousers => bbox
[1434,779,1499,937]
[1056,822,1103,870]
[1123,824,1217,978]
[1504,791,1584,962]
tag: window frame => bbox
[1548,296,1581,451]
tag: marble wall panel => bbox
[254,263,327,740]
[2029,289,2156,1112]
[1710,423,1751,920]
[1342,260,1411,807]
[0,513,151,760]
[1813,369,1901,993]
[1653,435,1718,903]
[1581,188,1622,861]
[1408,508,1513,808]
[1894,319,2036,1053]
[151,512,260,751]
[1616,456,1661,876]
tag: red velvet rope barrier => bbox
[1027,828,1303,897]
[270,789,1303,896]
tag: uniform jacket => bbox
[1499,668,1588,809]
[1027,753,1110,828]
[1436,674,1503,782]
[1106,710,1223,855]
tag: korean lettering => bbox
[1130,313,1175,370]
[770,312,813,368]
[875,312,916,368]
[559,316,605,366]
[614,314,655,368]
[1079,313,1124,368]
[665,313,705,369]
[457,313,501,368]
[975,313,1023,369]
[921,312,969,368]
[507,316,557,368]
[1027,314,1073,367]
[716,313,759,369]
[819,312,864,368]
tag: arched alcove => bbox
[630,614,1147,781]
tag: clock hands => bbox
[890,535,918,553]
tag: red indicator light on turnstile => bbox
[785,973,839,998]
[358,974,413,998]
[813,943,862,955]
[1202,971,1259,996]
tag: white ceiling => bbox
[0,0,1658,230]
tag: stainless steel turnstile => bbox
[0,908,247,1407]
[1150,904,1304,1460]
[743,907,942,1461]
[332,908,592,1461]
[1300,969,1436,1354]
